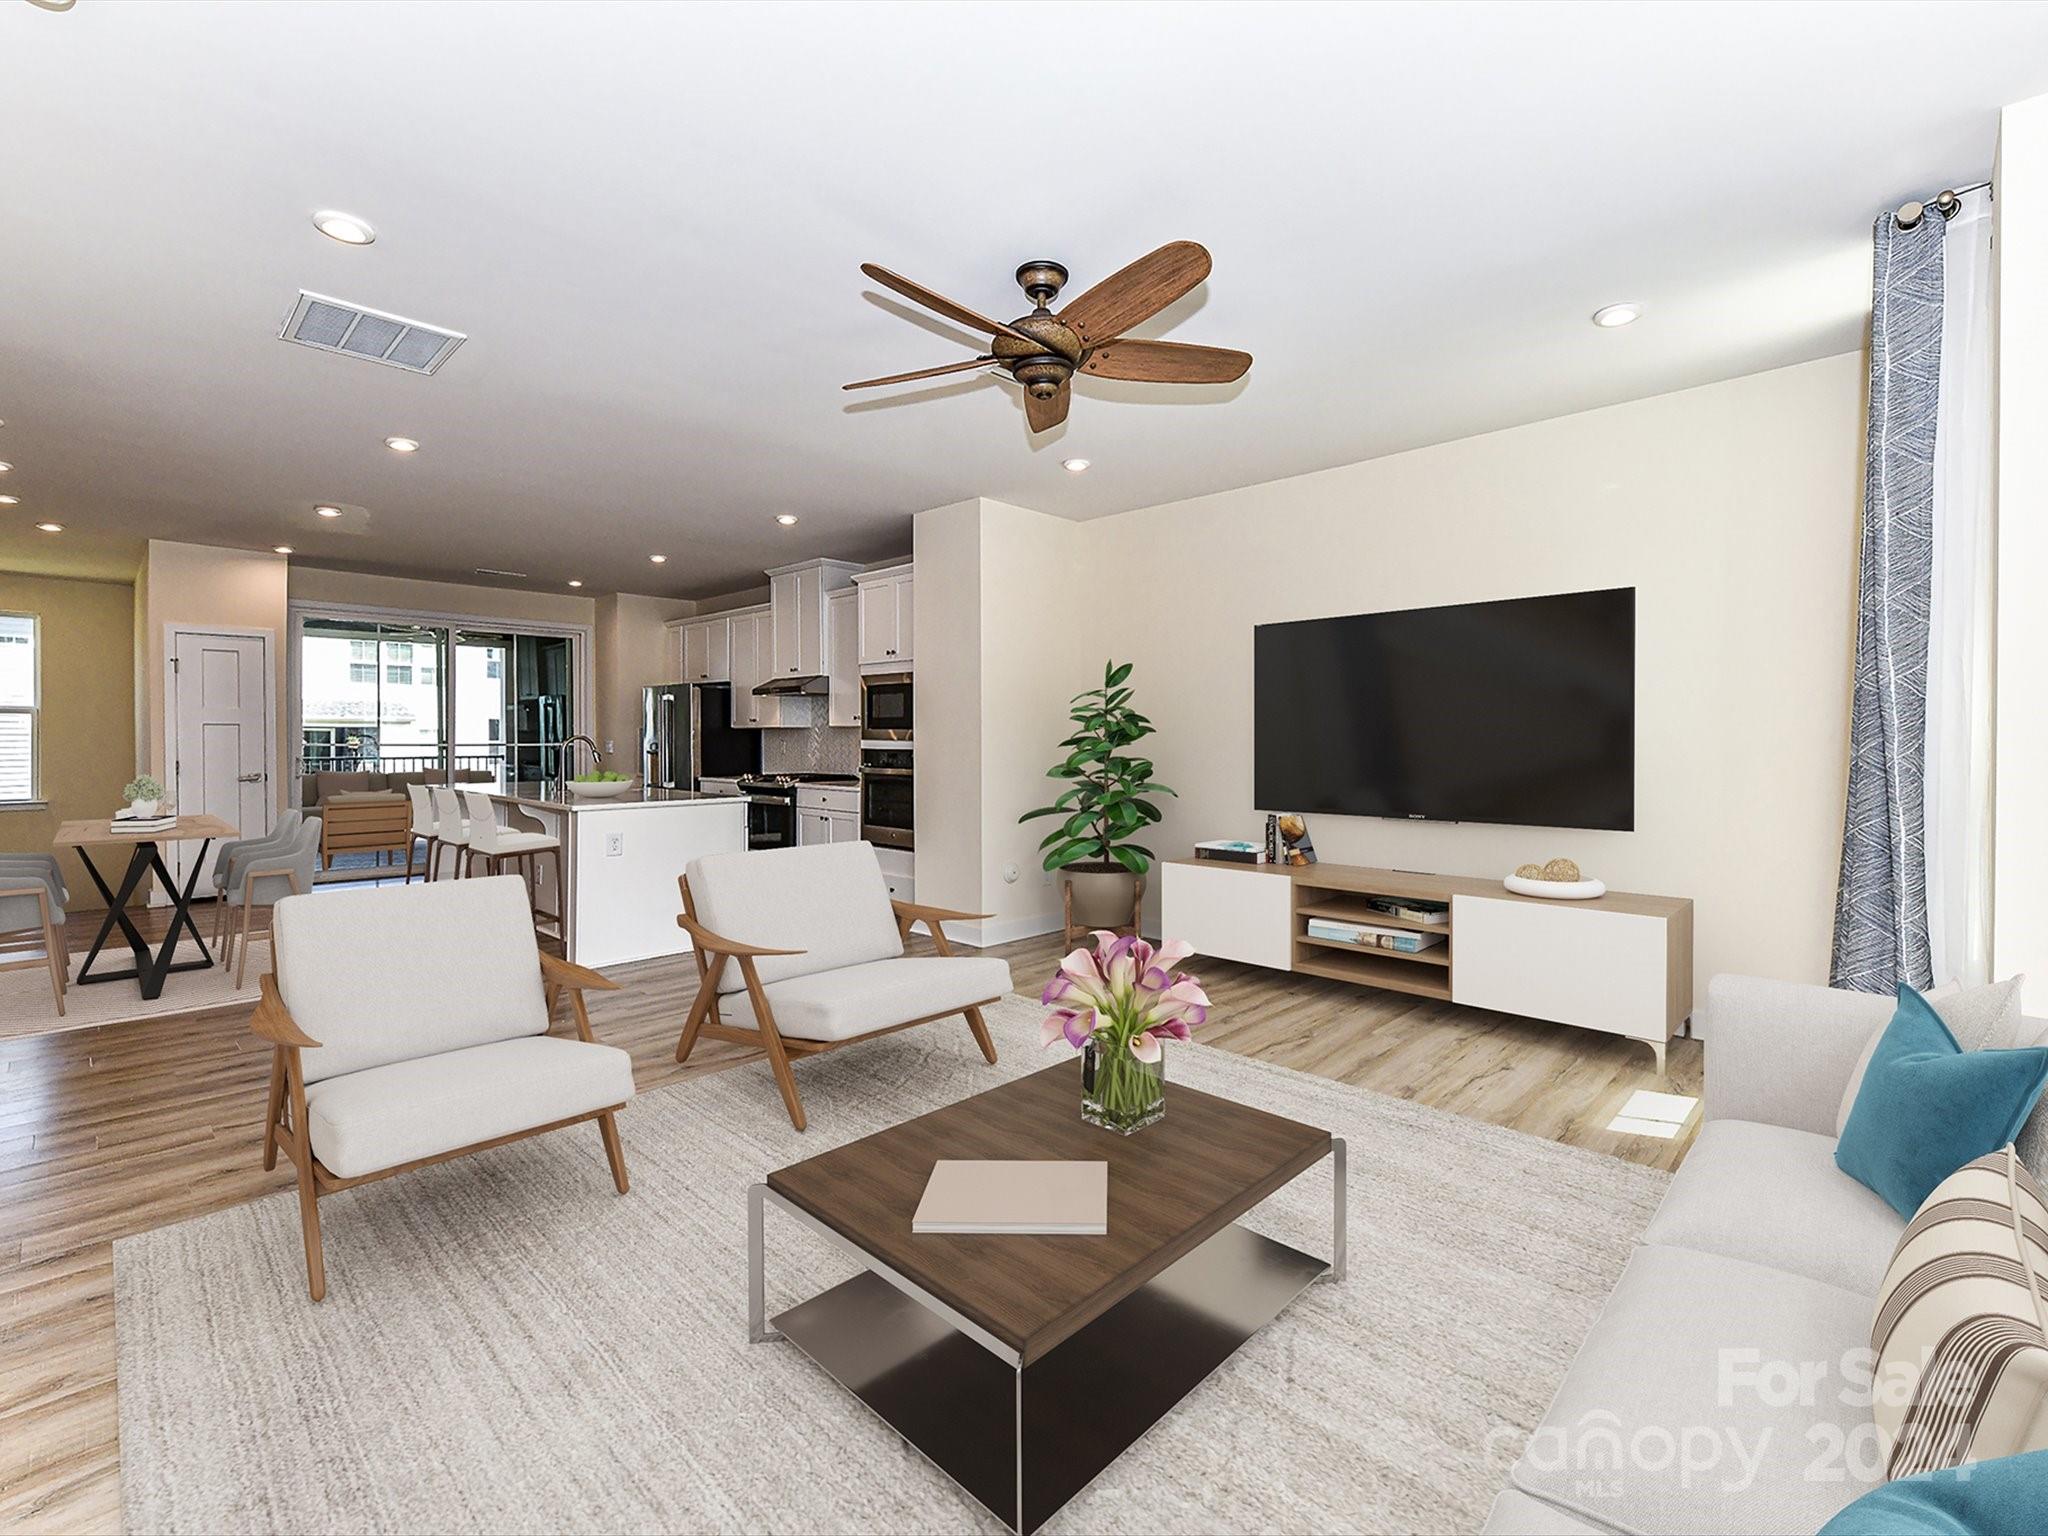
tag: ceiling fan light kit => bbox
[847,241,1252,432]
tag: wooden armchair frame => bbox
[0,881,67,1017]
[254,951,629,1301]
[672,874,999,1132]
[225,864,306,989]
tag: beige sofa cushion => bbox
[274,876,549,1084]
[1644,1119,1905,1296]
[723,955,1012,1042]
[687,842,904,996]
[311,770,385,802]
[304,1036,633,1179]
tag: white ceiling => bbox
[4,1,2046,595]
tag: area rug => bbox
[0,935,269,1040]
[116,997,1669,1535]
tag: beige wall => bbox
[0,571,136,900]
[1071,351,1865,996]
[1993,96,2048,984]
[140,541,290,813]
[594,592,693,771]
[910,500,984,918]
[287,566,598,629]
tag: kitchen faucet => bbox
[561,734,603,786]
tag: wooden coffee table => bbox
[751,1059,1345,1534]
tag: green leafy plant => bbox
[123,774,165,803]
[1020,660,1175,875]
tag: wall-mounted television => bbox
[1253,587,1635,831]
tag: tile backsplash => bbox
[761,717,859,775]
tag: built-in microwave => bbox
[859,671,913,742]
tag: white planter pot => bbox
[128,799,160,817]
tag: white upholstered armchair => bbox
[259,875,634,1300]
[674,841,1012,1130]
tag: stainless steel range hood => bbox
[753,674,828,696]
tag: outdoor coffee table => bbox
[750,1059,1345,1534]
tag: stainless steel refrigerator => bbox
[642,682,759,789]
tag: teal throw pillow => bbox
[1815,1449,2048,1535]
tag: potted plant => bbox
[122,774,166,817]
[1019,660,1174,931]
[1040,932,1210,1133]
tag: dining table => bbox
[51,814,238,1000]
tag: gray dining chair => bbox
[212,810,304,949]
[0,867,68,1015]
[223,817,322,989]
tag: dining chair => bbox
[430,787,472,881]
[223,817,323,988]
[212,810,303,950]
[403,783,438,883]
[0,866,68,1015]
[459,789,564,938]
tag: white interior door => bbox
[170,630,273,891]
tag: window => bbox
[485,655,501,680]
[386,664,413,685]
[0,613,37,803]
[486,719,501,743]
[348,662,376,684]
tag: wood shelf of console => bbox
[1161,857,1692,1074]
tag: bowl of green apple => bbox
[567,770,638,798]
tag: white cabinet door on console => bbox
[1160,862,1293,971]
[1450,895,1670,1050]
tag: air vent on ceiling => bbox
[474,567,529,580]
[278,291,466,375]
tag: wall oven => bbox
[859,671,913,742]
[859,746,914,850]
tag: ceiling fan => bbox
[845,240,1252,432]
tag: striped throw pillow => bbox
[1871,1148,2048,1479]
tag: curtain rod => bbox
[1895,179,1992,230]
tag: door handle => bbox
[238,772,265,783]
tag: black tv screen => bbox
[1253,588,1635,830]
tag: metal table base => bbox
[750,1139,1345,1534]
[74,837,217,1000]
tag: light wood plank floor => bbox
[0,903,1699,1534]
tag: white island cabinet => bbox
[486,787,747,968]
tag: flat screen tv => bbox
[1253,587,1635,830]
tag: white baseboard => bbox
[956,911,1064,949]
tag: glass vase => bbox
[1081,1038,1166,1135]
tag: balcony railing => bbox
[296,744,511,781]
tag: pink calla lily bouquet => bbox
[1041,932,1210,1132]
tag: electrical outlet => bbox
[606,833,624,857]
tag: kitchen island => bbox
[486,786,747,968]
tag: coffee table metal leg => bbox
[748,1182,781,1344]
[1328,1136,1347,1282]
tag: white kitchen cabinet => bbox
[827,588,858,727]
[727,607,769,727]
[855,564,914,668]
[766,559,860,681]
[681,617,730,684]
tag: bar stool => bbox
[403,783,438,883]
[459,789,564,938]
[430,787,472,881]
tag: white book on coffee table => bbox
[912,1159,1108,1235]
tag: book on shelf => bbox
[1304,918,1447,953]
[1194,839,1262,864]
[912,1159,1109,1235]
[1362,895,1450,925]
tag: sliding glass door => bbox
[294,614,582,797]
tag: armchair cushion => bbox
[688,842,904,995]
[304,1036,634,1179]
[275,876,550,1083]
[725,954,1012,1042]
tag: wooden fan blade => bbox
[861,264,1038,346]
[1058,241,1212,344]
[1024,383,1070,433]
[843,356,994,391]
[1081,338,1251,384]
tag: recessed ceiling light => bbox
[383,436,419,453]
[273,545,294,555]
[0,462,13,473]
[312,210,376,246]
[0,495,17,506]
[34,522,62,533]
[1592,302,1644,328]
[776,514,799,526]
[567,579,584,588]
[649,554,668,564]
[315,504,343,518]
[1061,458,1090,473]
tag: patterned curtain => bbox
[1831,212,1944,993]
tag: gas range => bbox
[737,772,859,792]
[738,772,859,851]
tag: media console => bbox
[1161,858,1693,1073]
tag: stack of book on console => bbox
[1361,895,1449,925]
[1193,839,1263,864]
[1304,917,1446,953]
